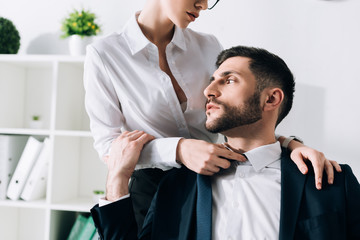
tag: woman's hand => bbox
[288,141,342,190]
[176,138,247,175]
[105,130,155,201]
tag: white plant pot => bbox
[92,192,105,203]
[29,120,43,129]
[68,35,93,56]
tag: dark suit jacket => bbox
[91,150,360,240]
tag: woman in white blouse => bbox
[84,0,340,230]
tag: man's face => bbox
[204,56,263,133]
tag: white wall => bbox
[1,0,359,177]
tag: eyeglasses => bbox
[208,0,220,10]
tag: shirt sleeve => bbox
[84,45,124,159]
[84,45,182,169]
[136,137,182,170]
[99,194,130,207]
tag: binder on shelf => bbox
[91,231,99,240]
[78,216,96,239]
[21,137,50,201]
[6,137,43,200]
[0,135,29,200]
[67,215,88,240]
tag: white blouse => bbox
[84,13,223,170]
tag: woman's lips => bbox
[187,12,199,22]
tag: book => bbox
[21,137,50,201]
[0,135,29,200]
[6,137,43,200]
[91,231,99,240]
[78,216,96,239]
[67,214,88,240]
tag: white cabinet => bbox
[0,55,107,240]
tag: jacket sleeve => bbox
[90,197,140,240]
[343,164,360,239]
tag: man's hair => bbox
[216,46,295,126]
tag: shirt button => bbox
[227,236,233,240]
[239,172,245,178]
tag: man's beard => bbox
[205,91,262,133]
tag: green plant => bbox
[61,9,100,38]
[93,190,104,195]
[0,17,21,54]
[32,115,40,121]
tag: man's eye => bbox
[226,78,235,84]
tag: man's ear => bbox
[263,88,284,111]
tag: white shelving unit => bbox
[0,54,107,240]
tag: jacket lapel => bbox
[150,167,198,240]
[178,172,198,240]
[279,150,307,240]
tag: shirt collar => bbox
[171,25,187,51]
[123,12,187,55]
[243,141,282,172]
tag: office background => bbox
[1,0,359,178]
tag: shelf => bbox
[55,61,89,131]
[0,198,47,209]
[50,136,105,207]
[0,206,47,240]
[0,54,100,239]
[50,197,96,212]
[0,128,51,136]
[53,130,92,137]
[0,128,92,137]
[0,54,85,63]
[0,62,53,129]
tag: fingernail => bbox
[301,167,307,174]
[329,179,333,184]
[317,178,322,190]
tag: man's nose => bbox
[204,82,220,99]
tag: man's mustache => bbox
[206,98,224,106]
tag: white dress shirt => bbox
[84,13,223,170]
[212,142,282,240]
[100,141,282,239]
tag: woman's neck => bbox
[137,3,175,47]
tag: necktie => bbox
[196,174,212,240]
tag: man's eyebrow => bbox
[221,70,241,77]
[209,70,242,82]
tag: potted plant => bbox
[61,9,101,56]
[92,190,105,202]
[29,115,43,129]
[0,17,21,54]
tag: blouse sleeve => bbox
[84,45,124,158]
